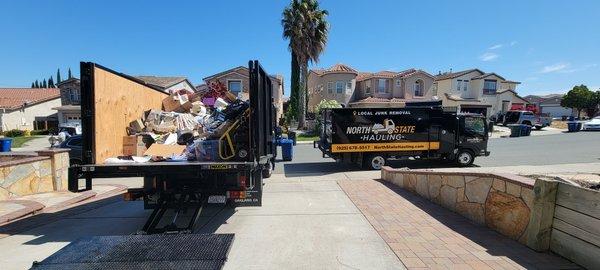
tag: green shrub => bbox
[4,129,25,137]
[31,129,50,135]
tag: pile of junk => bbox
[106,81,251,164]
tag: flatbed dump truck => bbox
[315,101,490,170]
[32,61,276,269]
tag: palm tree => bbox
[282,0,329,129]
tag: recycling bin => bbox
[521,125,532,136]
[280,139,293,161]
[287,131,297,146]
[0,138,13,152]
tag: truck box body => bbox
[69,61,275,208]
[317,104,489,169]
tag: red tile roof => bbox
[0,88,60,110]
[311,63,358,76]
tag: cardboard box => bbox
[144,144,186,157]
[129,119,145,133]
[123,135,148,156]
[162,93,192,112]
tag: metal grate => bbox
[32,234,234,270]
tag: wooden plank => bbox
[526,179,558,251]
[550,229,600,270]
[93,67,167,163]
[553,218,600,247]
[554,205,600,238]
[556,183,600,219]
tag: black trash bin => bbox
[287,131,297,146]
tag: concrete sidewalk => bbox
[11,136,51,152]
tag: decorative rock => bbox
[492,179,506,192]
[465,177,493,204]
[447,175,465,188]
[428,175,442,203]
[456,202,485,225]
[38,175,55,193]
[485,191,530,239]
[456,187,466,202]
[465,176,478,183]
[506,182,521,197]
[440,185,457,211]
[416,175,429,199]
[520,187,534,209]
[405,174,416,192]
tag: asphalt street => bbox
[275,131,600,175]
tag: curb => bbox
[0,200,45,225]
[41,190,97,213]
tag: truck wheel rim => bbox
[372,156,385,169]
[458,153,471,164]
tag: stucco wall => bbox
[307,72,356,112]
[402,73,434,100]
[0,98,61,132]
[165,81,195,94]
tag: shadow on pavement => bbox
[375,179,574,269]
[282,160,476,177]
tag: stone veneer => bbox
[382,166,536,245]
[0,148,70,200]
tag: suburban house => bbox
[134,76,196,93]
[307,63,436,111]
[434,69,527,116]
[202,66,285,121]
[54,78,82,125]
[0,88,61,132]
[524,94,575,118]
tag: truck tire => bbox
[535,126,543,130]
[456,150,474,167]
[262,161,274,179]
[522,121,532,126]
[364,154,386,170]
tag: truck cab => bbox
[503,110,552,130]
[455,114,489,165]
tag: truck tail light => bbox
[238,175,247,189]
[227,191,246,199]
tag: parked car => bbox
[582,116,600,131]
[503,110,552,130]
[59,134,82,165]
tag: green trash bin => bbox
[507,124,521,137]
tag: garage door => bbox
[541,105,573,118]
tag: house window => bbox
[336,81,344,93]
[346,81,352,94]
[365,80,371,93]
[483,80,497,95]
[228,80,242,96]
[463,80,469,91]
[327,82,334,93]
[69,88,80,103]
[396,80,401,86]
[413,79,424,97]
[456,80,462,91]
[378,79,386,93]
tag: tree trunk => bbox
[297,63,308,129]
[577,109,581,118]
[290,51,300,120]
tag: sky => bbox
[0,0,599,96]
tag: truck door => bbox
[459,116,488,156]
[428,123,441,157]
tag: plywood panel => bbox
[550,229,600,270]
[93,67,167,163]
[554,205,600,238]
[556,183,600,219]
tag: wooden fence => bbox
[550,183,600,269]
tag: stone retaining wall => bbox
[382,167,536,245]
[0,149,70,200]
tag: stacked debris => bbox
[108,83,249,164]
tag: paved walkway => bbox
[11,136,51,152]
[339,179,578,270]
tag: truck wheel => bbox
[365,154,386,170]
[262,161,274,178]
[456,150,474,167]
[535,126,542,130]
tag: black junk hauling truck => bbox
[315,101,490,170]
[30,61,275,269]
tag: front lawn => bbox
[296,134,319,141]
[8,136,43,148]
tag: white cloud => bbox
[479,52,499,61]
[510,41,518,46]
[539,63,570,73]
[489,44,503,50]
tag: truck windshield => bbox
[504,111,520,123]
[464,117,485,136]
